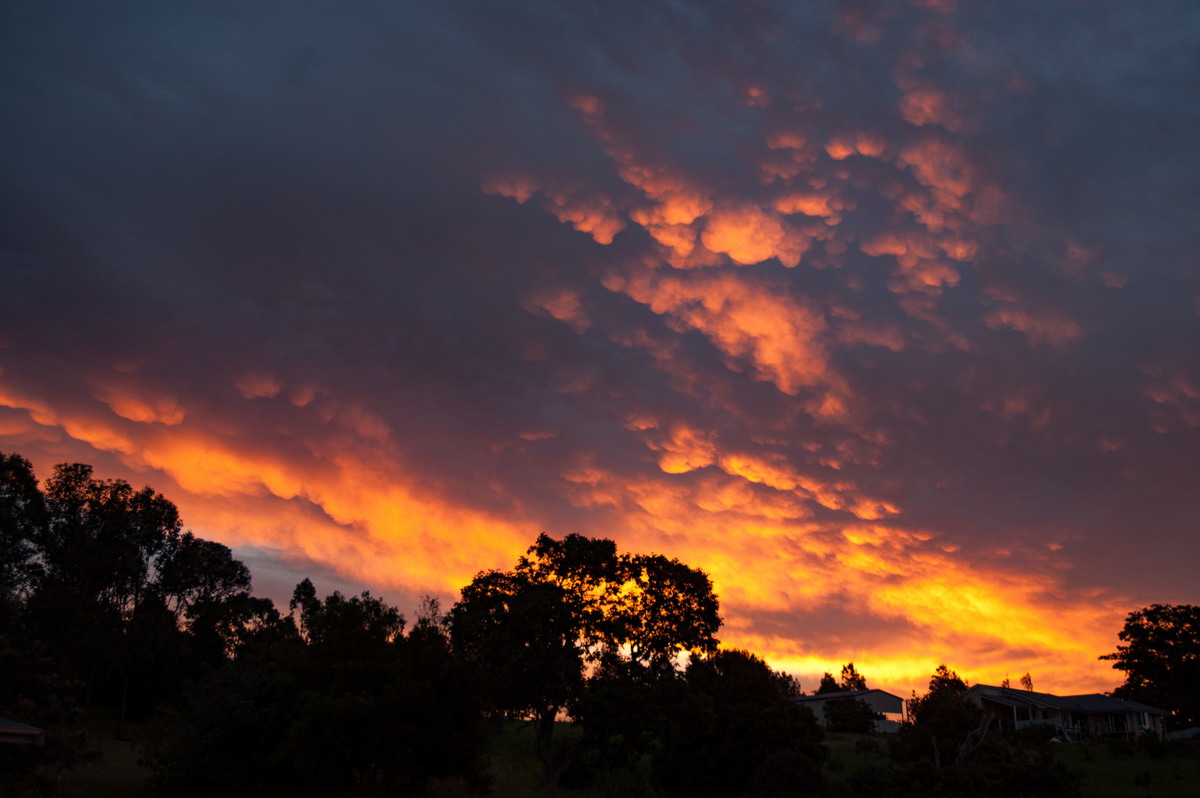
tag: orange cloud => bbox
[607,269,849,414]
[1,371,1132,696]
[860,230,962,292]
[984,307,1083,348]
[773,191,845,224]
[483,175,626,244]
[0,380,531,596]
[700,205,809,267]
[897,86,967,132]
[552,451,1124,694]
[825,132,887,161]
[897,138,974,206]
[236,371,283,400]
[648,423,717,474]
[480,174,540,204]
[92,380,186,425]
[523,287,592,333]
[542,187,626,244]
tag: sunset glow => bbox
[3,0,1198,697]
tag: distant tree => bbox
[815,672,840,694]
[451,533,720,797]
[840,662,868,691]
[823,662,879,733]
[1101,603,1200,730]
[1020,672,1034,692]
[777,670,804,698]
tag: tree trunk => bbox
[116,670,129,740]
[535,708,557,798]
[534,707,574,798]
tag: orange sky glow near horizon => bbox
[3,0,1198,699]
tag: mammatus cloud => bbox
[2,0,1198,695]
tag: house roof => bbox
[794,688,904,708]
[967,685,1169,716]
[796,688,884,700]
[0,717,45,746]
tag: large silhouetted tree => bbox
[1102,603,1200,730]
[451,533,720,797]
[4,454,261,731]
[25,462,185,724]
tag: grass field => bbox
[7,719,1199,797]
[1054,740,1200,798]
[822,732,1200,798]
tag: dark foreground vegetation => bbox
[3,451,1198,796]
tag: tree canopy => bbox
[451,532,721,796]
[1102,603,1200,730]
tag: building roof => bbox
[967,685,1169,716]
[0,717,45,746]
[795,688,904,708]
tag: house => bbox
[962,684,1168,741]
[0,717,45,746]
[793,689,906,732]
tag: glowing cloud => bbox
[700,205,809,267]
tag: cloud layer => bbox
[3,0,1198,694]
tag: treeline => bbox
[2,452,1189,797]
[0,452,825,796]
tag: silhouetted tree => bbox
[147,582,487,798]
[1102,603,1200,730]
[654,649,828,797]
[4,454,263,733]
[157,532,251,621]
[849,665,1081,797]
[815,672,840,694]
[23,462,188,731]
[823,663,879,733]
[894,665,980,768]
[840,662,868,691]
[451,533,720,797]
[0,452,45,601]
[184,591,292,668]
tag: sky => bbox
[2,0,1198,696]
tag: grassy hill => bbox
[6,719,1199,797]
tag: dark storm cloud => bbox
[2,0,1198,690]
